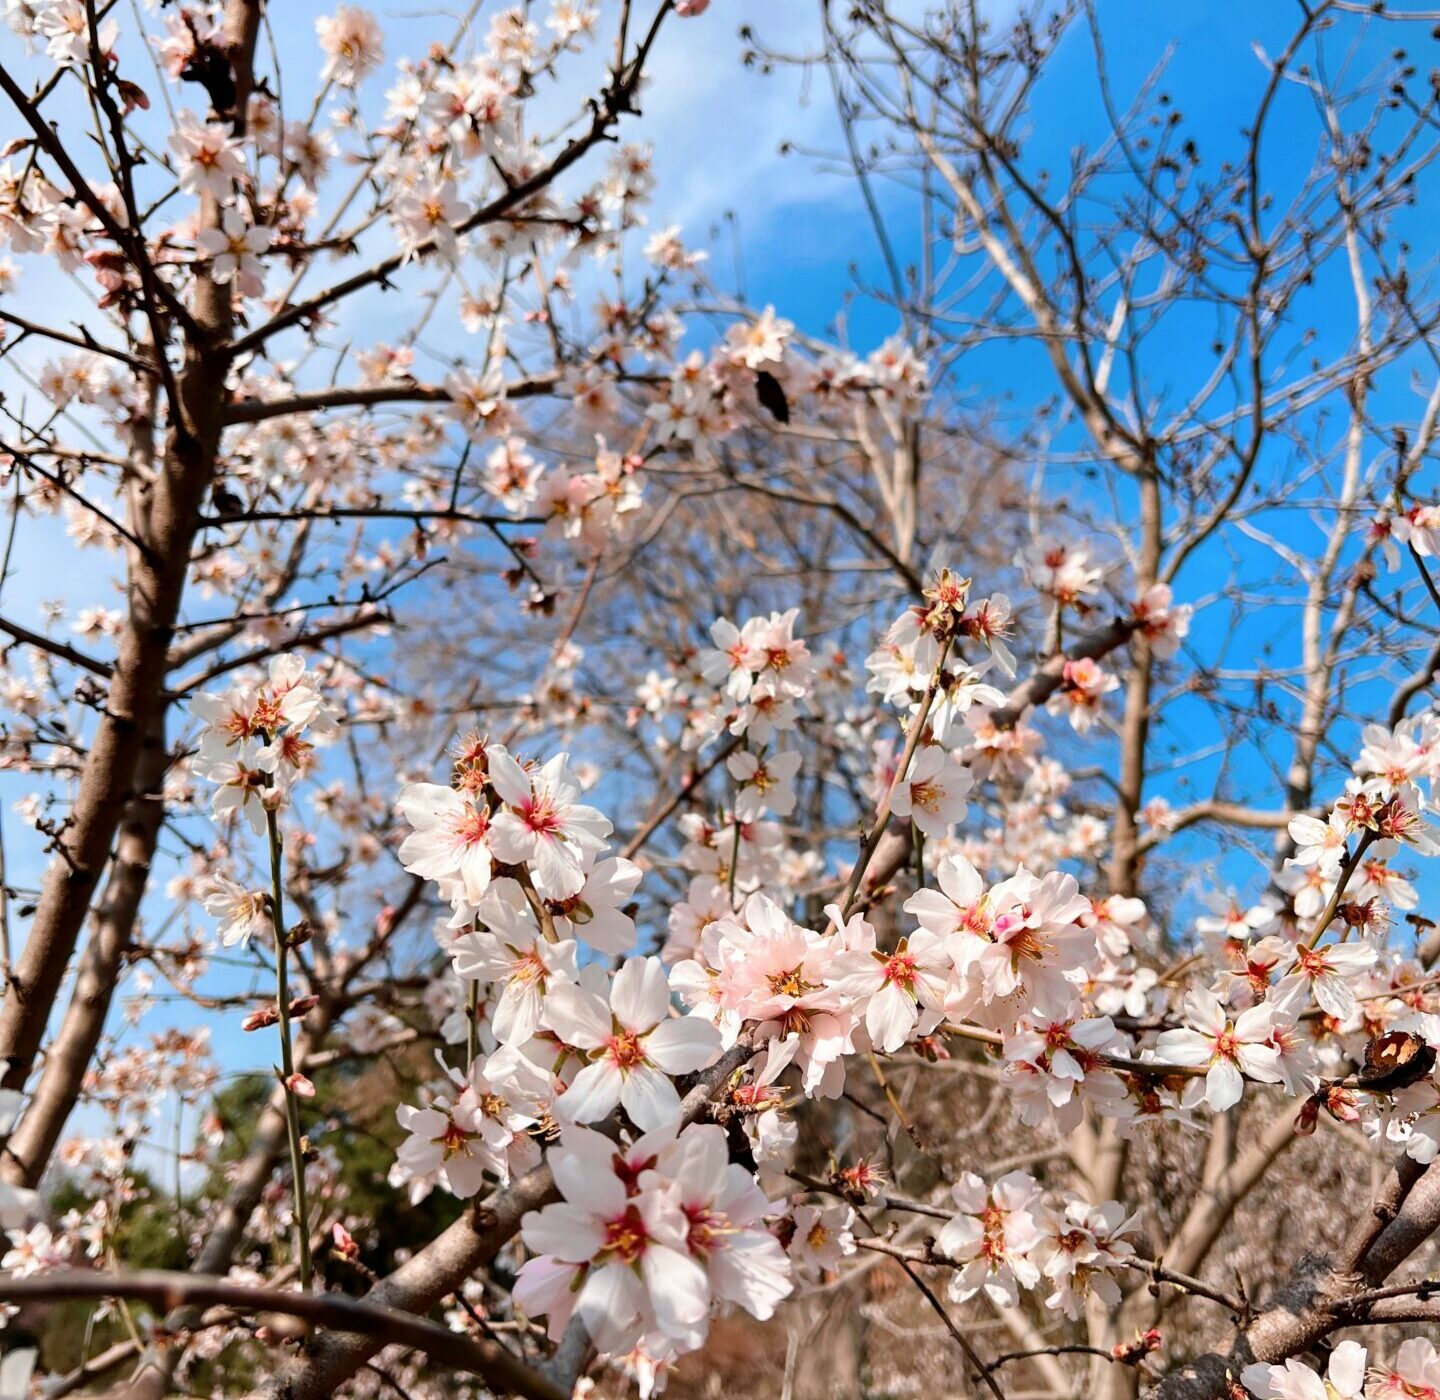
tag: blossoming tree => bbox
[3,2,1440,1400]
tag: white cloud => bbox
[627,3,844,231]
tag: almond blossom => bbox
[1275,938,1377,1019]
[1367,1337,1440,1400]
[487,748,613,901]
[1155,992,1283,1111]
[936,1171,1044,1307]
[196,208,270,297]
[392,1050,548,1201]
[316,5,385,85]
[550,856,644,954]
[785,1202,856,1276]
[396,781,496,905]
[201,875,269,949]
[1240,1340,1366,1400]
[169,111,245,199]
[831,916,951,1053]
[888,743,973,836]
[726,747,801,821]
[516,1125,709,1355]
[545,956,721,1130]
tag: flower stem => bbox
[837,634,953,920]
[266,805,313,1293]
[1301,828,1376,950]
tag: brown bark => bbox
[2,717,168,1186]
[0,0,262,1103]
[1148,1158,1440,1400]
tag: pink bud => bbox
[243,1004,280,1032]
[331,1222,359,1258]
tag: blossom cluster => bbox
[1243,1337,1440,1400]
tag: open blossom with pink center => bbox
[201,875,268,948]
[197,208,271,297]
[544,956,721,1131]
[1364,1338,1440,1400]
[1394,502,1440,557]
[729,687,799,748]
[1,1222,71,1277]
[396,781,496,905]
[1002,1016,1126,1131]
[1264,998,1322,1098]
[444,365,507,440]
[727,747,800,821]
[1130,582,1192,657]
[961,703,1042,779]
[905,852,999,941]
[316,5,384,85]
[677,892,852,1096]
[1047,656,1119,732]
[645,1123,792,1343]
[516,1125,709,1355]
[192,656,337,777]
[392,179,468,264]
[1240,1339,1366,1400]
[391,1050,549,1201]
[1374,782,1440,856]
[487,747,613,901]
[1084,893,1148,958]
[888,743,972,837]
[957,592,1017,676]
[1284,858,1336,921]
[1035,1196,1138,1319]
[943,863,1094,1018]
[1352,846,1418,909]
[1286,808,1349,877]
[700,617,762,701]
[1154,991,1282,1111]
[1274,938,1377,1019]
[830,915,951,1053]
[936,1171,1044,1307]
[786,1202,856,1276]
[925,661,1006,746]
[709,894,839,1026]
[192,753,273,834]
[1195,889,1274,948]
[169,111,245,198]
[705,610,813,703]
[549,856,644,955]
[450,896,578,1046]
[747,609,814,699]
[483,437,544,513]
[663,876,730,964]
[865,636,929,703]
[1356,713,1440,789]
[1018,541,1104,605]
[725,305,791,368]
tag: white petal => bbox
[620,1063,683,1131]
[554,1059,624,1124]
[645,1016,721,1074]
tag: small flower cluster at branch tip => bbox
[189,654,341,835]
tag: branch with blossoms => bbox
[8,3,1440,1400]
